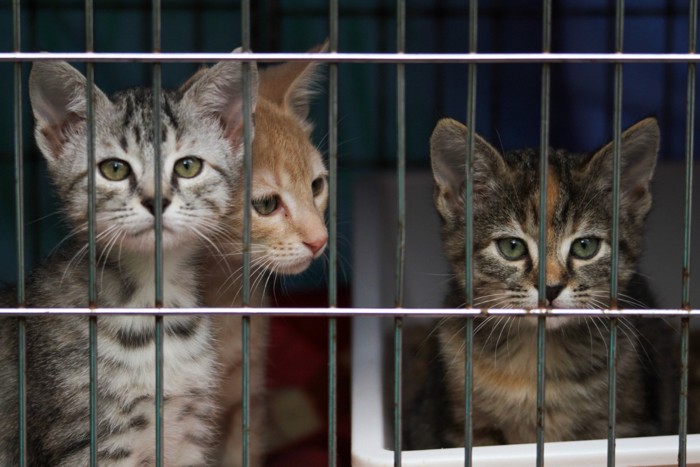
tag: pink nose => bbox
[304,235,328,256]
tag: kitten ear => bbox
[29,61,110,159]
[587,117,659,208]
[181,50,259,147]
[258,40,328,131]
[430,118,505,219]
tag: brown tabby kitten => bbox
[404,117,677,449]
[200,43,329,466]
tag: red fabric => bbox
[265,288,351,467]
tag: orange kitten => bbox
[201,43,329,466]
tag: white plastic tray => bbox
[351,316,700,467]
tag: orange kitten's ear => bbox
[258,40,328,129]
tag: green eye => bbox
[252,196,278,216]
[496,238,528,260]
[99,159,131,181]
[174,156,203,178]
[570,237,601,260]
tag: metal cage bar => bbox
[4,52,700,64]
[150,0,165,464]
[535,0,552,464]
[328,0,339,465]
[607,1,626,465]
[12,1,27,465]
[241,0,254,464]
[3,306,700,318]
[393,0,406,464]
[679,0,698,464]
[463,1,479,465]
[84,0,98,464]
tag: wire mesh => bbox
[3,1,700,466]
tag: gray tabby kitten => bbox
[404,117,677,448]
[0,57,258,465]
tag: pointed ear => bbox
[586,117,659,209]
[181,50,259,148]
[178,66,210,94]
[430,118,505,220]
[29,60,110,159]
[258,40,328,130]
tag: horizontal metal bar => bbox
[0,308,698,317]
[2,52,700,64]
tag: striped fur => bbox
[404,118,678,448]
[0,57,258,465]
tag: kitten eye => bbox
[312,177,325,197]
[252,196,279,216]
[496,238,528,260]
[174,156,203,178]
[570,237,601,260]
[99,159,131,181]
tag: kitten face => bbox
[247,101,328,274]
[29,60,257,254]
[226,99,328,276]
[218,47,329,277]
[431,118,659,325]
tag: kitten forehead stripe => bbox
[546,166,559,245]
[65,170,89,197]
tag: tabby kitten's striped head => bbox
[431,118,659,324]
[29,58,257,253]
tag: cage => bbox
[1,1,699,466]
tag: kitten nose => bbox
[545,285,564,305]
[141,197,171,215]
[304,235,328,256]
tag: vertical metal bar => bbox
[536,0,552,464]
[392,319,402,467]
[464,1,478,465]
[393,0,406,465]
[395,0,406,310]
[241,0,252,309]
[241,1,253,464]
[679,0,697,464]
[679,319,690,467]
[393,8,406,467]
[682,0,697,312]
[151,0,164,464]
[84,0,98,464]
[12,1,27,466]
[608,1,625,465]
[328,0,339,464]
